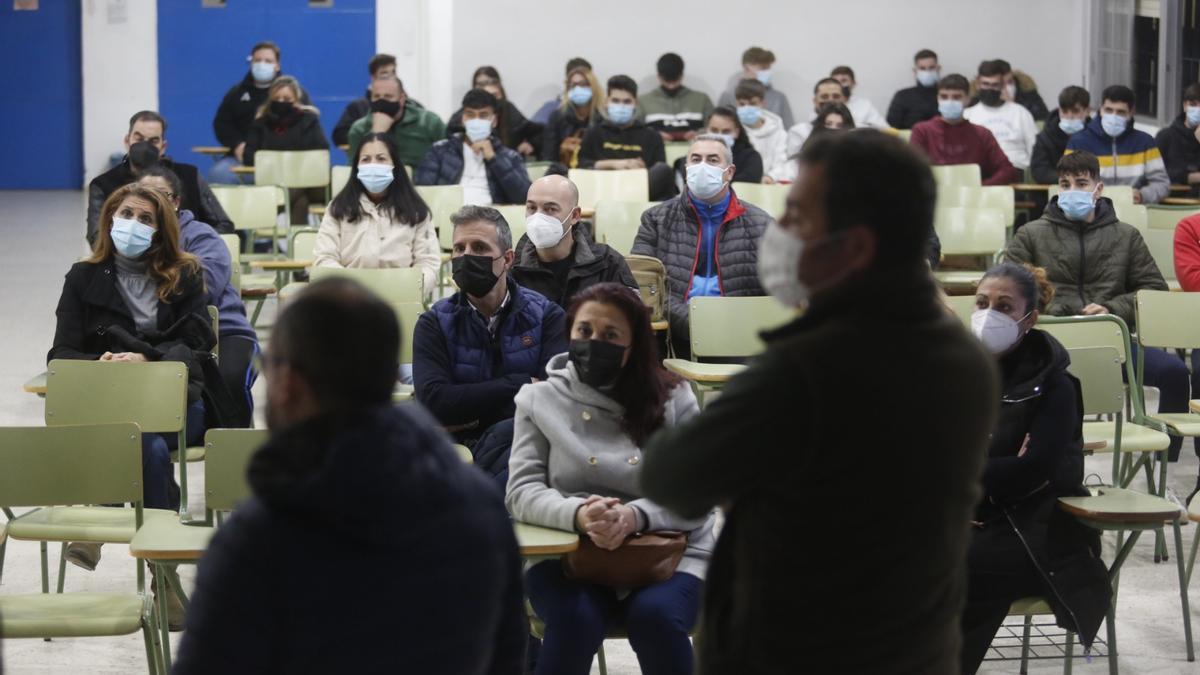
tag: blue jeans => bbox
[526,560,701,675]
[142,400,205,510]
[1130,345,1193,460]
[207,155,244,185]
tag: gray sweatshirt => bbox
[505,352,715,580]
[113,253,158,333]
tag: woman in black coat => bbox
[960,262,1110,673]
[243,75,330,223]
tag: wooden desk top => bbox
[1162,197,1200,206]
[514,521,579,556]
[1082,440,1107,452]
[1012,183,1052,192]
[1059,487,1183,524]
[662,359,746,383]
[1170,184,1193,194]
[23,371,46,395]
[191,146,231,155]
[231,166,255,175]
[129,518,215,561]
[249,259,314,271]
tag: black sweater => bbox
[578,120,666,168]
[1156,113,1200,190]
[243,109,330,167]
[1030,109,1070,185]
[212,72,311,151]
[886,84,939,130]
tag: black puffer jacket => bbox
[510,226,637,307]
[1030,109,1070,185]
[631,190,768,344]
[1156,113,1200,193]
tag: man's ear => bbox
[1093,181,1105,198]
[123,134,132,151]
[159,139,168,156]
[841,224,879,274]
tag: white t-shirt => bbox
[461,142,492,206]
[963,101,1037,170]
[846,96,888,129]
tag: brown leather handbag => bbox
[563,531,687,588]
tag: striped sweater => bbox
[1065,115,1169,204]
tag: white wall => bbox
[81,0,158,185]
[376,0,455,117]
[444,0,1089,124]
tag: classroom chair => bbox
[203,428,268,525]
[663,142,691,167]
[1147,205,1200,231]
[730,181,788,219]
[493,204,528,245]
[307,164,352,220]
[1141,228,1180,289]
[931,207,1007,288]
[253,149,332,229]
[937,185,1016,234]
[415,184,466,292]
[930,163,982,188]
[210,184,279,256]
[594,201,655,255]
[568,169,650,211]
[1134,291,1200,485]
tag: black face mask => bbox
[569,339,626,389]
[978,89,1002,107]
[840,85,852,99]
[269,100,295,118]
[370,99,402,117]
[128,141,161,172]
[452,254,501,298]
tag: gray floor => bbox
[0,190,1197,673]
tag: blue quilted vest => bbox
[431,280,551,384]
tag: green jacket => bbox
[1005,198,1166,327]
[640,267,997,675]
[347,102,446,168]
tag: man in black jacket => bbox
[578,74,673,200]
[331,53,396,147]
[1030,86,1090,184]
[886,48,941,130]
[511,174,637,306]
[208,40,310,184]
[87,111,232,246]
[173,278,526,675]
[1157,82,1200,197]
[641,130,998,674]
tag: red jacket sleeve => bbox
[979,128,1019,185]
[1174,216,1200,292]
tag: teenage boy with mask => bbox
[1030,86,1091,184]
[887,49,941,130]
[735,79,792,183]
[413,205,566,479]
[510,175,636,307]
[632,135,770,357]
[1006,151,1191,462]
[414,89,530,206]
[578,75,673,201]
[640,52,715,143]
[347,76,446,170]
[1156,82,1200,196]
[1065,84,1169,204]
[964,60,1038,171]
[910,74,1019,185]
[718,46,795,129]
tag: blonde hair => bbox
[90,184,202,302]
[255,76,319,119]
[561,66,604,117]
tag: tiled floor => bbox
[0,190,1197,673]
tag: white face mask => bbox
[757,220,808,308]
[526,210,571,249]
[971,308,1031,354]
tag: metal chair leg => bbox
[56,541,67,592]
[596,641,608,675]
[1020,615,1033,674]
[1063,630,1075,675]
[1173,521,1195,661]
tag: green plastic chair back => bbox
[568,168,650,210]
[525,161,551,182]
[396,302,425,364]
[0,424,143,508]
[493,204,528,245]
[1037,314,1147,418]
[594,200,654,255]
[730,181,788,219]
[1148,206,1200,230]
[219,234,242,290]
[930,164,982,188]
[688,296,794,359]
[1142,228,1177,283]
[937,185,1015,231]
[664,142,691,167]
[1136,290,1200,349]
[945,295,977,328]
[415,184,466,251]
[1066,346,1125,416]
[211,185,278,233]
[204,428,267,512]
[253,149,331,190]
[45,360,187,434]
[330,164,352,198]
[934,207,1007,256]
[291,227,319,260]
[895,129,913,143]
[309,266,425,305]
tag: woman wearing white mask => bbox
[314,132,441,297]
[960,262,1110,674]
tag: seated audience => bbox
[1156,82,1200,196]
[136,167,258,429]
[829,65,887,129]
[632,135,769,356]
[413,205,567,479]
[910,74,1019,185]
[173,278,525,674]
[88,110,232,247]
[1066,85,1169,204]
[718,46,795,129]
[51,184,214,577]
[416,89,531,206]
[540,65,604,168]
[672,106,765,187]
[959,263,1109,674]
[640,52,715,142]
[243,76,329,224]
[991,58,1050,121]
[332,53,396,147]
[531,57,593,125]
[578,75,673,201]
[511,175,636,307]
[801,102,855,151]
[1031,85,1091,184]
[964,60,1037,171]
[640,131,998,674]
[735,79,792,183]
[785,78,848,157]
[1006,151,1191,461]
[210,40,309,184]
[348,76,446,170]
[314,132,441,296]
[887,49,941,129]
[447,66,542,157]
[506,283,714,675]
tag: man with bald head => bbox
[511,174,637,307]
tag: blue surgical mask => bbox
[1101,113,1127,138]
[568,86,593,106]
[1186,105,1200,127]
[1058,117,1085,135]
[755,69,772,86]
[111,217,155,258]
[251,61,276,84]
[1058,188,1097,221]
[938,99,964,121]
[464,118,493,142]
[686,162,728,200]
[714,133,736,149]
[607,103,635,126]
[737,105,763,126]
[916,69,939,88]
[357,163,395,193]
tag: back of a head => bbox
[273,278,400,411]
[799,130,936,268]
[657,52,684,81]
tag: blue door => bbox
[0,1,83,188]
